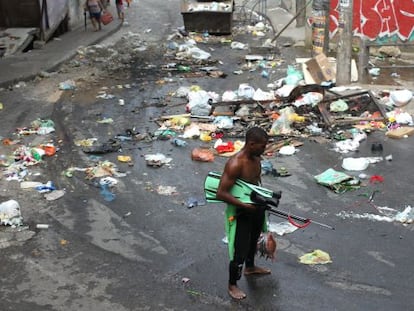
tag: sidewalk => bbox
[0,7,122,88]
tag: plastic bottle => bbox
[171,138,187,147]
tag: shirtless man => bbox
[216,127,271,300]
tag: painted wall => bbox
[329,0,414,41]
[68,0,85,29]
[39,0,68,32]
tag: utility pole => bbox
[336,0,354,85]
[296,0,306,27]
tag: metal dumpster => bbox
[181,0,233,35]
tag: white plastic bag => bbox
[238,83,255,99]
[0,200,23,226]
[342,157,370,171]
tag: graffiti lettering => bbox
[329,0,414,41]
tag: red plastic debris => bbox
[369,175,384,183]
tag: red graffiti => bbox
[329,0,414,40]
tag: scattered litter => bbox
[299,249,332,265]
[369,175,384,184]
[0,200,23,226]
[337,205,414,224]
[268,221,299,235]
[44,190,65,201]
[59,79,76,90]
[74,138,98,147]
[84,161,125,179]
[330,99,349,112]
[390,89,412,107]
[144,153,172,167]
[279,145,296,156]
[369,68,380,76]
[185,197,206,208]
[117,155,133,163]
[20,181,44,189]
[82,140,120,154]
[191,148,214,162]
[156,185,178,195]
[100,183,116,201]
[231,41,248,50]
[333,131,367,153]
[171,138,187,147]
[182,277,191,283]
[100,177,118,187]
[386,126,414,139]
[97,118,114,124]
[395,206,414,224]
[35,181,56,193]
[342,157,370,171]
[36,224,49,229]
[314,168,360,193]
[213,116,234,129]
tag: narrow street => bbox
[0,1,413,310]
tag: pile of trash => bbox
[0,118,65,227]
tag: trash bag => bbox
[191,148,214,162]
[285,66,304,86]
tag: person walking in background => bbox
[115,0,125,23]
[85,0,104,31]
[125,0,132,7]
[216,127,271,300]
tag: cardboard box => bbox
[386,126,414,139]
[305,53,336,83]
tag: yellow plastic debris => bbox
[117,155,132,163]
[299,249,332,265]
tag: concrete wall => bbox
[68,0,85,29]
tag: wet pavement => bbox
[0,0,414,310]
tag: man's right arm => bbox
[216,161,255,210]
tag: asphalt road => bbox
[0,0,413,310]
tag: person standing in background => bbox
[85,0,104,31]
[115,0,125,23]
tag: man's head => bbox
[245,127,268,157]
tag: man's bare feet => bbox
[244,266,271,276]
[228,284,246,300]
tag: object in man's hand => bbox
[251,191,279,208]
[256,232,277,261]
[101,11,113,25]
